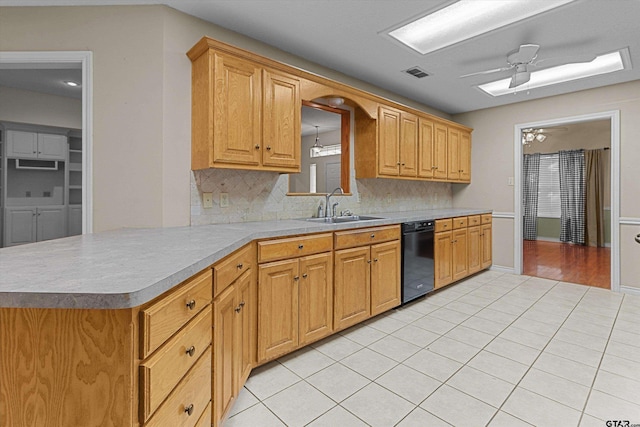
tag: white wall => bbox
[0,86,81,129]
[452,80,640,290]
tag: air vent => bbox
[404,66,430,78]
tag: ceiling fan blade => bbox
[507,44,540,64]
[459,66,512,78]
[509,71,531,88]
[532,53,598,68]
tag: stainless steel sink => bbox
[303,215,382,224]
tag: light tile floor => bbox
[227,271,640,427]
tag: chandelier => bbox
[522,128,547,145]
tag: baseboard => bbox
[620,285,640,296]
[490,265,516,274]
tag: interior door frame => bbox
[513,110,620,292]
[0,51,93,234]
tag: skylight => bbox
[387,0,575,55]
[478,50,627,97]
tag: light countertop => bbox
[0,208,490,310]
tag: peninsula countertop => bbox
[0,208,491,310]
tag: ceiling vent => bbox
[404,66,430,78]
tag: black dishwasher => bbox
[401,220,435,305]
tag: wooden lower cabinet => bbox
[334,246,371,330]
[434,230,453,289]
[467,225,482,274]
[258,252,333,363]
[370,240,401,316]
[481,222,493,269]
[451,228,468,282]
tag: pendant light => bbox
[312,126,323,154]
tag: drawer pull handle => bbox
[184,404,194,416]
[298,244,304,249]
[186,346,196,357]
[237,263,243,269]
[186,300,196,310]
[370,233,375,238]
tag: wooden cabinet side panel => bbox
[191,51,214,170]
[354,108,378,178]
[418,118,434,178]
[0,308,137,427]
[333,247,371,331]
[370,240,401,316]
[298,252,333,346]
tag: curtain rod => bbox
[526,147,610,156]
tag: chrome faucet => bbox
[325,187,344,217]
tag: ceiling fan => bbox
[521,126,568,145]
[460,44,596,88]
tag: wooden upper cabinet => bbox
[447,127,461,181]
[212,53,262,168]
[378,106,401,176]
[262,69,301,171]
[399,113,418,177]
[433,123,449,179]
[447,127,471,182]
[418,118,434,178]
[459,130,471,182]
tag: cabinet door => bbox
[37,134,67,160]
[4,207,36,246]
[377,107,400,176]
[68,205,83,236]
[418,118,434,178]
[6,130,38,159]
[434,231,452,288]
[447,127,460,180]
[298,252,333,346]
[433,123,448,179]
[36,206,66,242]
[459,130,471,182]
[370,240,401,316]
[262,69,301,171]
[213,53,262,167]
[481,223,493,269]
[399,113,418,177]
[334,246,371,331]
[234,268,255,393]
[258,259,299,361]
[467,225,482,275]
[214,285,236,425]
[452,228,468,281]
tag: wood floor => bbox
[523,240,610,289]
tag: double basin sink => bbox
[302,215,382,224]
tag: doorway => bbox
[0,51,93,244]
[514,111,620,291]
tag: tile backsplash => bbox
[191,169,452,225]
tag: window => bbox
[537,154,561,218]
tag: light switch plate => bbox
[220,192,229,208]
[203,192,213,208]
[508,177,515,186]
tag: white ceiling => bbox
[2,0,640,114]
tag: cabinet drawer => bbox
[258,233,332,263]
[435,219,452,233]
[214,244,254,297]
[452,216,468,229]
[141,269,212,358]
[144,349,212,427]
[481,214,492,224]
[468,215,481,227]
[334,225,400,250]
[140,306,212,422]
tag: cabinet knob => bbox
[239,301,245,308]
[370,233,375,238]
[235,306,242,313]
[374,258,378,262]
[266,145,272,151]
[401,163,405,166]
[184,404,194,416]
[294,276,300,281]
[298,244,304,249]
[186,346,196,357]
[237,263,243,269]
[396,162,401,166]
[186,300,196,310]
[367,259,372,264]
[255,144,260,149]
[302,273,308,278]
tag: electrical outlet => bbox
[202,192,213,208]
[508,177,515,186]
[220,192,229,208]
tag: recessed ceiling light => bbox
[387,0,575,55]
[64,80,79,87]
[478,50,629,97]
